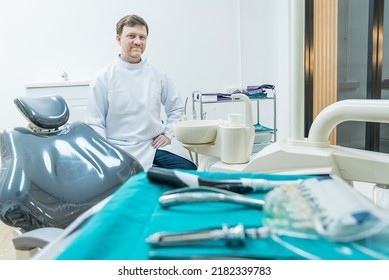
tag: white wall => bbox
[240,0,291,140]
[0,0,292,140]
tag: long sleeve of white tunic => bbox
[85,57,185,170]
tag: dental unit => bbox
[213,99,389,186]
[175,98,389,187]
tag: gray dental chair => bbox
[0,95,143,251]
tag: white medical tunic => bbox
[85,56,188,170]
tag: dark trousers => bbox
[153,149,197,170]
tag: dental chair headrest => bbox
[14,96,69,129]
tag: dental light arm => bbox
[308,99,389,143]
[309,100,389,184]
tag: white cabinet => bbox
[25,81,89,123]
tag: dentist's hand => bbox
[152,134,171,149]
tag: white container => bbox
[219,115,254,164]
[227,113,242,127]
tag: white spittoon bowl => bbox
[173,120,220,144]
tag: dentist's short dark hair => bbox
[116,14,149,35]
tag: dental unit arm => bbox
[211,99,389,186]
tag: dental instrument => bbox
[147,166,305,194]
[146,224,269,247]
[159,187,265,209]
[146,223,318,249]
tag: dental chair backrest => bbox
[0,95,144,232]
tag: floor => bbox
[0,221,18,260]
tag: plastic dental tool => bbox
[147,166,303,194]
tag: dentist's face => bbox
[117,25,147,63]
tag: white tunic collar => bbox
[116,55,146,70]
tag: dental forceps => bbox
[146,223,317,248]
[146,224,267,247]
[159,186,265,209]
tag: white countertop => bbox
[25,80,90,88]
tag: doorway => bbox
[306,0,389,152]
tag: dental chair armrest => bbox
[12,227,64,251]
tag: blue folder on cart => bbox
[51,171,389,260]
